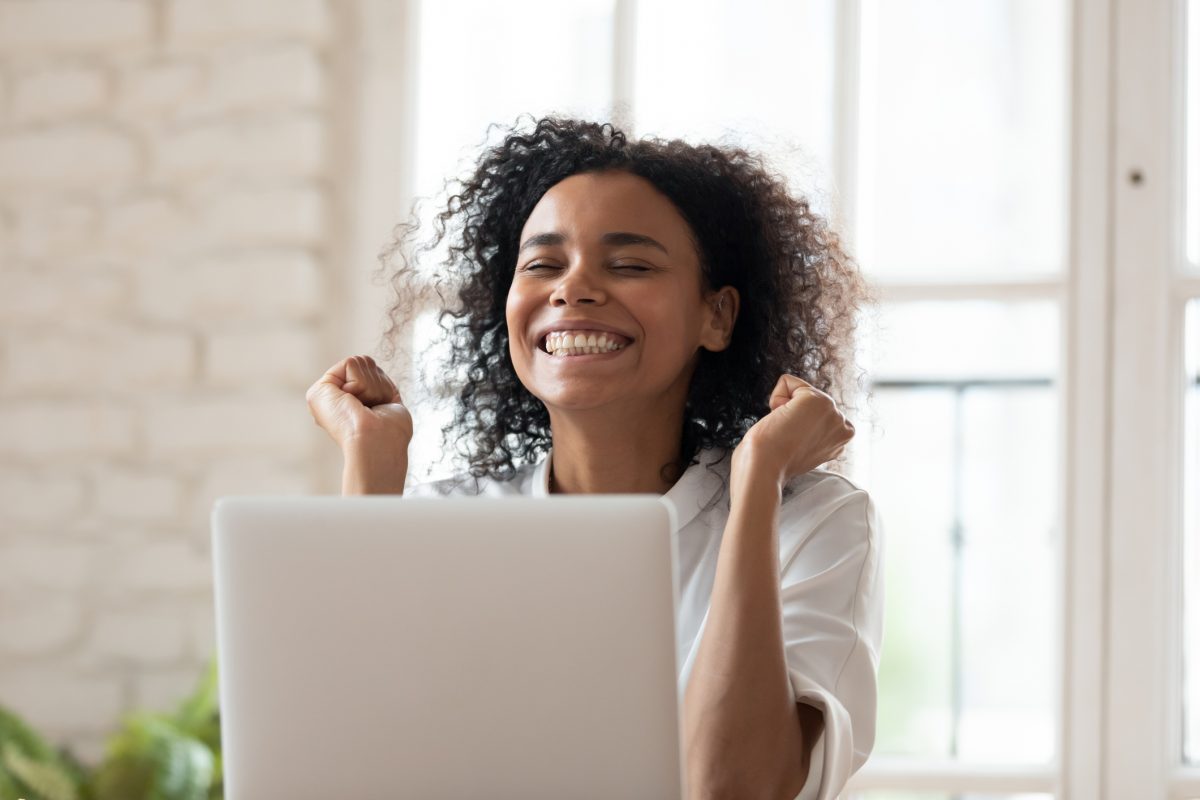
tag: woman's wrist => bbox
[730,438,787,498]
[341,437,409,495]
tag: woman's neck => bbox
[546,406,685,495]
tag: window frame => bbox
[1105,0,1195,796]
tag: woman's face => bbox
[506,170,735,416]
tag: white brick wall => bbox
[0,0,344,759]
[0,667,124,734]
[0,595,83,655]
[165,0,330,44]
[12,64,109,123]
[86,608,190,664]
[5,327,197,392]
[0,2,152,53]
[117,58,204,116]
[154,114,325,182]
[0,542,95,592]
[0,125,142,189]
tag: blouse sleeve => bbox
[776,472,885,800]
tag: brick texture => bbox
[0,1,151,53]
[0,0,342,756]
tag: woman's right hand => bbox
[306,356,414,493]
[306,355,413,449]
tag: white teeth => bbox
[542,330,629,357]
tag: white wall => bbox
[0,0,353,760]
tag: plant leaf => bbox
[0,707,58,763]
[0,764,27,800]
[90,716,212,800]
[173,661,219,740]
[1,742,78,800]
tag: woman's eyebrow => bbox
[601,231,669,254]
[518,232,566,253]
[518,231,670,255]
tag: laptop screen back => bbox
[212,495,683,800]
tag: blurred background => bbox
[0,0,1195,798]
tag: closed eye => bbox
[520,262,652,273]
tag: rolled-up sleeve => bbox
[777,475,884,800]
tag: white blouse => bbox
[407,447,884,800]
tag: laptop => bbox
[211,495,685,800]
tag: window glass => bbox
[633,0,838,214]
[858,301,1059,380]
[414,0,614,202]
[405,0,616,478]
[856,0,1067,279]
[849,301,1059,763]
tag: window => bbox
[854,303,1060,767]
[402,0,616,482]
[349,0,1197,794]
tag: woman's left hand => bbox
[731,374,856,490]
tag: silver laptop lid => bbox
[212,495,683,800]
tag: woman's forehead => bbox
[519,171,694,249]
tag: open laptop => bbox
[211,495,684,800]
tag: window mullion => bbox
[1060,0,1116,797]
[1105,0,1179,796]
[846,759,1056,793]
[875,279,1063,303]
[832,0,861,246]
[611,0,637,133]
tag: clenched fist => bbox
[306,355,413,494]
[732,374,855,490]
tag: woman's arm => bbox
[341,437,409,495]
[683,462,822,800]
[683,374,855,798]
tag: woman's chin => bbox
[530,384,624,414]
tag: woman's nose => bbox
[549,266,607,306]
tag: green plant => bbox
[0,662,222,800]
[0,707,85,800]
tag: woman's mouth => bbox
[539,330,632,357]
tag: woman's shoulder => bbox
[783,466,871,505]
[777,467,880,550]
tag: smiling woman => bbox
[304,115,883,800]
[375,116,872,485]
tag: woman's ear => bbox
[700,286,739,352]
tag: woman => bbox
[306,116,883,800]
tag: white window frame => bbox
[1105,0,1198,796]
[339,0,1197,795]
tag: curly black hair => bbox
[378,115,874,482]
